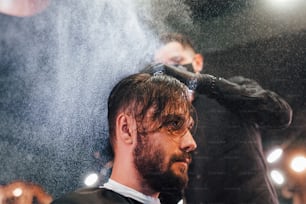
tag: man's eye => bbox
[170,57,182,64]
[166,120,184,131]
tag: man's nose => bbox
[180,131,197,153]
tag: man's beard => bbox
[133,135,190,193]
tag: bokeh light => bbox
[267,148,283,163]
[270,170,285,185]
[84,173,99,187]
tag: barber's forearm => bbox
[196,74,292,128]
[252,91,292,128]
[142,64,293,128]
[195,74,247,97]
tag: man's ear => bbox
[116,113,136,145]
[192,54,204,73]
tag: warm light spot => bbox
[291,156,306,173]
[12,187,23,197]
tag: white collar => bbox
[102,179,161,204]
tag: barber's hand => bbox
[142,63,198,90]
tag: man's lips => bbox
[171,153,192,167]
[174,157,191,165]
[174,159,191,174]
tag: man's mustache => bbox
[170,152,192,165]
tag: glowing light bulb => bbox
[12,187,23,197]
[291,156,306,173]
[178,199,184,204]
[84,173,98,186]
[270,170,285,185]
[267,148,283,163]
[0,0,13,10]
[265,0,303,11]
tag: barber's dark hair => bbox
[107,73,192,149]
[159,33,196,52]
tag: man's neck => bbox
[103,179,160,204]
[110,161,159,198]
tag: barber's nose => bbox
[180,131,197,152]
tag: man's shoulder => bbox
[51,187,142,204]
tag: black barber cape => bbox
[51,188,143,204]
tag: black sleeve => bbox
[140,63,292,129]
[196,75,292,129]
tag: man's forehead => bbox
[143,103,191,119]
[154,42,194,62]
[156,42,184,54]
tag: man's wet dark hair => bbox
[107,72,192,148]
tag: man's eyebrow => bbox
[161,114,190,127]
[163,114,185,120]
[170,56,183,61]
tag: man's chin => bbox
[150,168,188,193]
[169,163,189,188]
[173,161,189,175]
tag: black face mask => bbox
[173,63,195,73]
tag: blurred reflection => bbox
[280,148,306,204]
[282,185,306,204]
[92,150,113,185]
[0,0,50,17]
[267,129,306,204]
[0,181,52,204]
